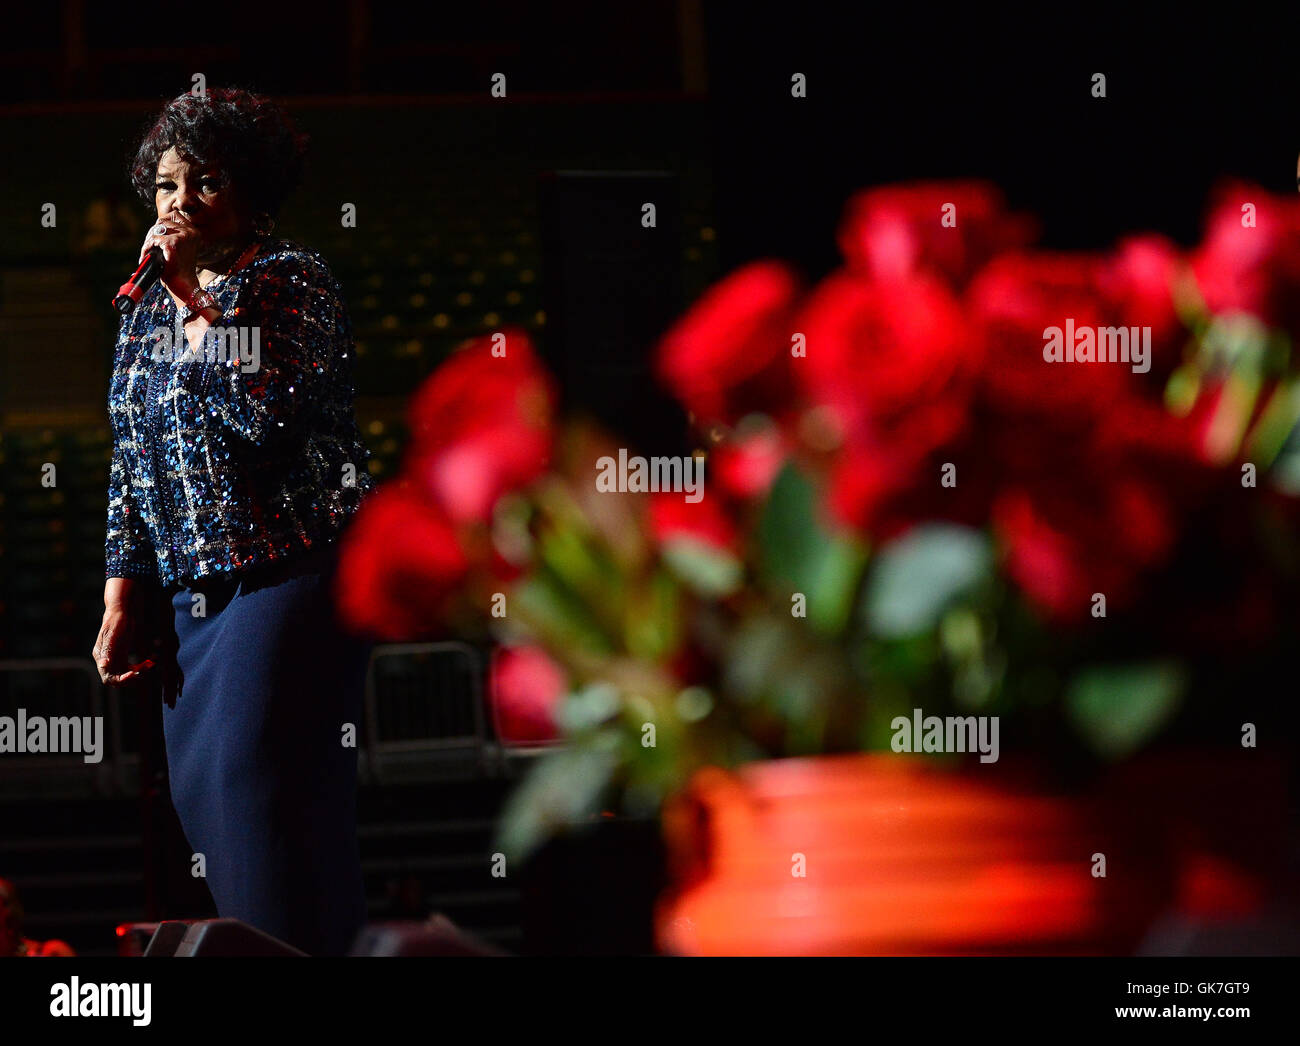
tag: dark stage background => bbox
[0,2,1293,955]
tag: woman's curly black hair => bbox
[128,87,309,221]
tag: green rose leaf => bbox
[661,537,743,599]
[1065,661,1188,759]
[863,523,991,638]
[758,463,868,635]
[493,741,619,866]
[513,572,616,655]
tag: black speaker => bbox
[538,169,688,455]
[144,918,308,957]
[141,920,190,957]
[348,916,508,956]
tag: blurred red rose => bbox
[334,480,470,641]
[837,180,1038,288]
[406,329,556,524]
[648,489,739,553]
[991,468,1182,625]
[407,422,551,526]
[490,645,566,744]
[1096,233,1188,380]
[1092,395,1204,469]
[958,245,1214,623]
[968,251,1137,420]
[655,260,802,426]
[797,270,974,449]
[987,393,1206,625]
[708,421,789,501]
[1191,180,1300,336]
[792,269,975,534]
[822,443,920,536]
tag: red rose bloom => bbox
[823,443,920,536]
[968,251,1135,421]
[655,260,801,426]
[960,247,1212,623]
[1096,233,1188,380]
[792,269,975,534]
[648,489,739,553]
[708,421,789,502]
[837,180,1038,288]
[1191,180,1300,336]
[985,391,1205,624]
[334,480,470,641]
[490,645,566,744]
[797,270,974,451]
[406,329,556,524]
[991,466,1181,626]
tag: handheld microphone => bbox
[112,247,164,314]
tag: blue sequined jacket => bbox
[105,238,374,588]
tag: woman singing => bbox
[92,87,375,956]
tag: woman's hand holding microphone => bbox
[139,210,203,309]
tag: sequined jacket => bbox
[105,238,374,588]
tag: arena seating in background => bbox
[325,187,548,397]
[364,643,489,783]
[0,639,503,800]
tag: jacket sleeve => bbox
[105,438,158,581]
[202,250,351,449]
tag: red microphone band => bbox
[112,248,163,313]
[114,277,147,305]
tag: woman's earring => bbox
[253,213,275,239]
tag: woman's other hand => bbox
[94,578,155,686]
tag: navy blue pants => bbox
[162,540,371,956]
